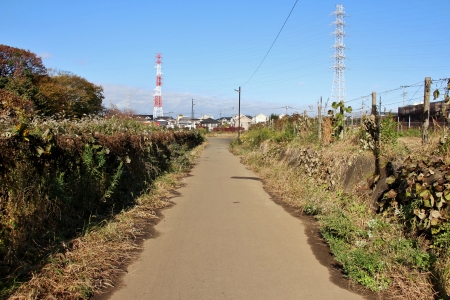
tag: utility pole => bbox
[234,86,241,141]
[318,97,322,141]
[362,98,365,117]
[401,85,408,107]
[283,106,292,115]
[371,92,377,116]
[423,77,431,143]
[378,96,383,149]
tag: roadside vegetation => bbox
[231,112,450,299]
[0,44,206,299]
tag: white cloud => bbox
[101,83,290,118]
[38,52,52,59]
[75,59,87,65]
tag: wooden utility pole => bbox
[422,77,431,143]
[318,97,322,141]
[234,87,241,142]
[238,86,241,141]
[362,98,365,117]
[370,92,380,175]
[371,92,377,116]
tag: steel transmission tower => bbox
[153,53,163,118]
[330,4,347,105]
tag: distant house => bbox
[217,117,232,126]
[252,113,268,124]
[176,116,200,129]
[134,114,153,121]
[154,119,168,127]
[177,117,193,129]
[231,114,252,131]
[200,118,220,130]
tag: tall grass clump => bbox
[243,113,321,148]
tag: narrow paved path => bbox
[106,137,363,300]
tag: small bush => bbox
[380,114,399,145]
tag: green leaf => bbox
[385,175,396,185]
[433,89,440,100]
[431,226,441,234]
[416,183,425,193]
[36,146,44,157]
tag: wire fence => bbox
[296,77,449,123]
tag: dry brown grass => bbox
[8,142,207,300]
[323,117,332,145]
[385,266,435,300]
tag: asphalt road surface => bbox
[105,137,364,300]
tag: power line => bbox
[406,84,424,105]
[242,0,299,86]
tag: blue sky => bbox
[2,0,450,118]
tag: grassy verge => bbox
[231,126,447,299]
[6,140,206,299]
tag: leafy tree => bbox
[34,70,105,117]
[104,103,135,118]
[48,71,104,117]
[329,100,352,139]
[0,45,47,112]
[0,44,47,78]
[3,74,38,102]
[0,89,34,118]
[34,75,67,116]
[0,45,104,118]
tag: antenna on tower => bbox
[330,4,347,105]
[153,53,163,118]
